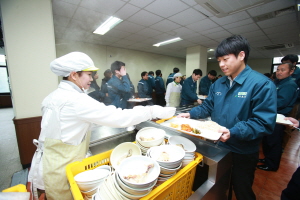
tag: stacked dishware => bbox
[135,127,166,155]
[74,165,111,199]
[147,145,185,186]
[168,136,196,168]
[95,156,160,200]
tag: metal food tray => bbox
[160,118,222,141]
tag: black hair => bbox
[208,70,217,76]
[193,69,202,76]
[264,73,271,78]
[104,69,111,76]
[215,35,250,64]
[141,71,148,77]
[111,61,125,75]
[148,71,154,75]
[156,70,162,76]
[173,67,179,73]
[281,54,299,64]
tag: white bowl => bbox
[160,162,182,174]
[136,127,165,147]
[115,172,156,196]
[168,136,196,152]
[94,165,111,172]
[148,145,185,168]
[75,169,110,182]
[81,186,99,196]
[77,180,104,192]
[117,155,160,189]
[110,142,141,170]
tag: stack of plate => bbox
[94,155,160,200]
[136,127,166,155]
[74,166,111,199]
[168,136,196,168]
[147,145,185,186]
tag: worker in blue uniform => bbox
[199,70,217,95]
[178,35,277,200]
[166,67,180,87]
[147,71,155,97]
[258,62,298,171]
[180,69,202,106]
[107,61,131,109]
[155,70,166,106]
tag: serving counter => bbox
[89,104,232,200]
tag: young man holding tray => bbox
[178,35,277,200]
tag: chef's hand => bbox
[219,127,230,142]
[285,117,299,128]
[197,99,202,104]
[177,113,190,118]
[150,105,176,119]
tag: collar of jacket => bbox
[60,80,84,93]
[220,65,252,86]
[275,76,292,85]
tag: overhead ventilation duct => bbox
[259,43,294,50]
[253,6,296,22]
[194,0,275,18]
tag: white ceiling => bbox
[52,0,300,61]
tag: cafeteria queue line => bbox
[1,35,300,200]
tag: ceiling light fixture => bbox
[208,49,214,52]
[93,16,123,35]
[153,37,182,47]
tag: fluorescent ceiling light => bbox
[208,49,214,52]
[153,37,182,47]
[93,16,123,35]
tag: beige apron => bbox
[169,92,180,107]
[43,132,90,200]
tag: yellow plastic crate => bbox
[2,184,27,192]
[66,149,202,200]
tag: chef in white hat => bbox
[165,73,183,107]
[28,52,176,200]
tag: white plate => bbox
[127,98,152,102]
[197,95,207,100]
[160,118,222,141]
[168,136,196,152]
[276,114,293,125]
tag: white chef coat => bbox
[28,80,154,194]
[165,81,182,107]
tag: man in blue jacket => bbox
[147,71,155,98]
[258,62,298,171]
[178,35,277,200]
[180,69,202,106]
[155,70,166,106]
[107,61,131,109]
[138,71,153,105]
[199,70,217,95]
[166,67,180,87]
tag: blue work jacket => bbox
[166,73,175,87]
[274,76,298,115]
[180,76,198,105]
[155,76,165,94]
[199,75,212,95]
[189,66,277,154]
[107,75,130,109]
[138,79,151,98]
[147,75,155,94]
[291,66,300,99]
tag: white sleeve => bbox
[165,83,172,104]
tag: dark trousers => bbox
[281,167,300,200]
[228,152,258,200]
[155,93,165,106]
[262,124,285,170]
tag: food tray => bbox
[66,148,202,200]
[197,95,207,100]
[127,98,152,102]
[159,117,223,141]
[2,184,27,192]
[276,114,293,125]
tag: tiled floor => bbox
[0,108,22,191]
[1,107,299,199]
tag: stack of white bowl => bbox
[135,127,166,155]
[168,136,196,168]
[147,145,185,186]
[74,165,111,199]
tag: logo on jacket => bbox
[235,92,247,98]
[215,92,222,95]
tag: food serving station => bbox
[88,105,232,200]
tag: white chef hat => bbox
[50,52,99,77]
[173,73,183,79]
